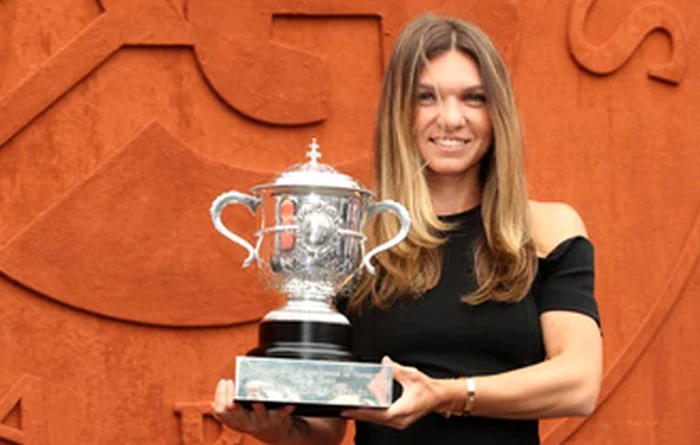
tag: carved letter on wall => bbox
[174,402,245,445]
[189,1,388,126]
[567,0,687,84]
[0,374,47,445]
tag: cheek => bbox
[474,112,493,139]
[413,110,429,134]
[414,105,442,134]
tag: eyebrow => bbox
[416,83,485,92]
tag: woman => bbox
[212,14,602,445]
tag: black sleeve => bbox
[534,236,600,327]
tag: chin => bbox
[426,163,475,178]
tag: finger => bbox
[270,405,295,428]
[234,404,262,432]
[348,408,412,431]
[350,413,395,428]
[225,380,236,409]
[270,405,295,421]
[382,396,411,418]
[341,408,390,423]
[246,405,261,432]
[214,404,247,432]
[385,358,412,381]
[268,407,280,425]
[251,403,270,430]
[380,356,414,388]
[345,391,413,420]
[212,380,227,413]
[277,411,295,434]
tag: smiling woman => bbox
[212,13,602,445]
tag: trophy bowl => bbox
[210,138,411,416]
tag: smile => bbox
[429,137,469,148]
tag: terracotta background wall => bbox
[1,0,698,444]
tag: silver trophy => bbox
[210,138,411,416]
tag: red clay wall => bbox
[1,0,698,444]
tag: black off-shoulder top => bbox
[337,206,600,445]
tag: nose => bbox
[437,97,464,130]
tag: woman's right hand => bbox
[211,379,299,443]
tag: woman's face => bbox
[413,49,493,180]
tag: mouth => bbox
[429,137,470,149]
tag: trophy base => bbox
[234,356,393,417]
[248,320,353,361]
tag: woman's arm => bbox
[442,310,602,419]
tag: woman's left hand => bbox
[341,357,450,430]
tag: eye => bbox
[416,90,436,103]
[463,92,487,106]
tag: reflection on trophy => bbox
[210,138,411,416]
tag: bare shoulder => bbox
[529,200,588,258]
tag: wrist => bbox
[435,378,466,415]
[463,377,476,415]
[437,376,477,418]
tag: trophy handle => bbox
[210,191,262,267]
[361,200,411,275]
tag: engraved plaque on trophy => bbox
[210,138,411,416]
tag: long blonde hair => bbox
[348,14,537,311]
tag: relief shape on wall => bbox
[567,0,687,84]
[0,122,278,327]
[0,374,47,445]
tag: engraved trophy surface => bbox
[210,139,411,416]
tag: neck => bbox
[426,170,481,216]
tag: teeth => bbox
[433,138,465,147]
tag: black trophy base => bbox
[234,320,392,417]
[248,320,353,361]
